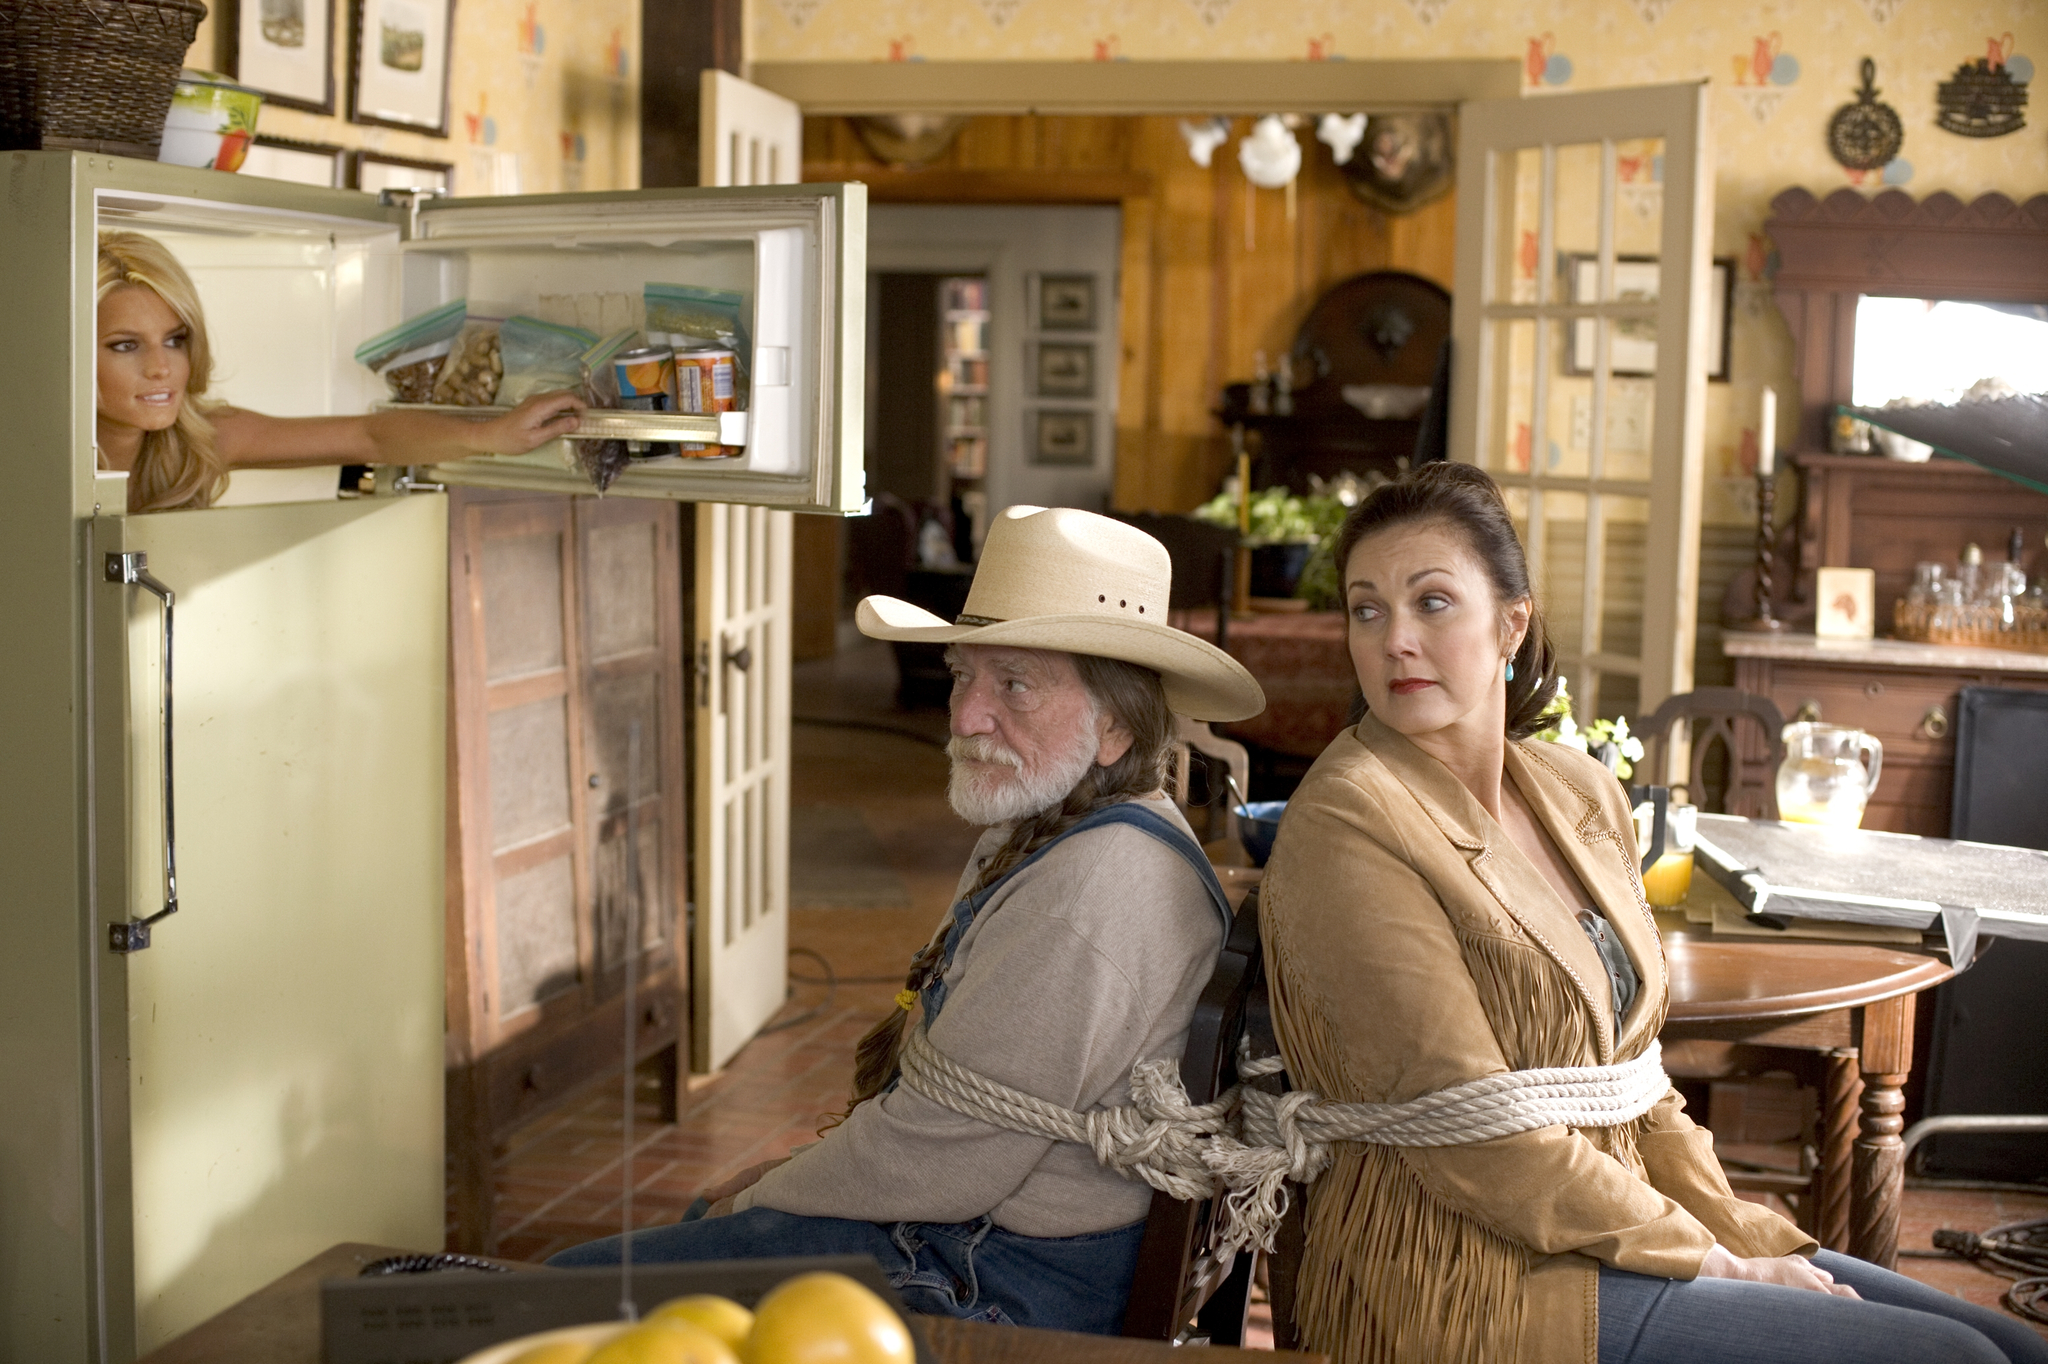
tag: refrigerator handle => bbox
[105,551,178,954]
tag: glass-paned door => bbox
[691,70,802,1072]
[1450,84,1714,723]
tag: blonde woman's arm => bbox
[212,391,584,468]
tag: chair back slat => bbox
[1638,687,1787,818]
[1119,889,1268,1343]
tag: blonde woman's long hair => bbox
[97,231,228,512]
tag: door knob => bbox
[723,642,752,673]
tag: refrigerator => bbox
[0,150,865,1362]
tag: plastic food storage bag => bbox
[499,316,598,405]
[353,298,467,403]
[644,283,748,353]
[572,328,643,492]
[432,318,504,406]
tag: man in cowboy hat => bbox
[552,506,1263,1335]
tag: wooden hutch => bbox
[1727,189,2048,837]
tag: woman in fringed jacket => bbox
[1258,463,2044,1364]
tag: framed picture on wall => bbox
[226,0,336,113]
[1563,254,1734,382]
[1032,410,1095,466]
[242,136,346,187]
[351,150,454,193]
[347,0,454,136]
[1035,342,1095,399]
[1037,275,1096,331]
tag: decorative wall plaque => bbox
[1827,58,1903,171]
[1936,57,2029,137]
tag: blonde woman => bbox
[96,231,583,513]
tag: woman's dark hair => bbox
[833,653,1175,1124]
[1332,462,1561,739]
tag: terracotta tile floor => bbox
[457,641,2048,1344]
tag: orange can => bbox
[673,347,739,456]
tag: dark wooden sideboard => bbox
[1724,633,2048,836]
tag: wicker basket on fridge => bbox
[0,0,207,159]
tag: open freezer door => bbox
[407,176,865,513]
[1448,82,1714,724]
[692,69,801,1072]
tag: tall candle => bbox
[1758,387,1777,477]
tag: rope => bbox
[895,1027,1669,1254]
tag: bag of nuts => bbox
[354,298,469,403]
[431,320,503,406]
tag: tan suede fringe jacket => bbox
[1260,715,1815,1364]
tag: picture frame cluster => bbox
[225,0,454,137]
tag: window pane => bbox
[1493,146,1544,304]
[1482,318,1537,477]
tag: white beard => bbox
[946,721,1101,827]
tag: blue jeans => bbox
[1599,1249,2048,1364]
[546,1205,1147,1335]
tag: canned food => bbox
[614,346,675,398]
[674,348,739,456]
[614,346,677,457]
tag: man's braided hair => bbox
[832,652,1177,1125]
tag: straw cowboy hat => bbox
[857,505,1266,723]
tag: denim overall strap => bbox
[918,802,1232,1027]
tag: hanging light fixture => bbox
[1237,115,1302,188]
[1317,113,1367,165]
[1178,116,1230,168]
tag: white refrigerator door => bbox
[94,498,447,1355]
[410,183,867,513]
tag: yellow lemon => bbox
[648,1295,755,1351]
[504,1340,602,1364]
[587,1319,741,1364]
[744,1272,914,1364]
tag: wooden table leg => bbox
[1815,1047,1859,1252]
[1850,994,1915,1268]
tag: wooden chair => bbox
[1120,888,1305,1347]
[1174,715,1252,850]
[1636,687,1787,819]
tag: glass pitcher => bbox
[1776,723,1884,828]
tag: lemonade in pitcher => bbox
[1776,723,1883,828]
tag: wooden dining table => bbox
[1658,902,1958,1269]
[137,1243,1328,1364]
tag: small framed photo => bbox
[348,0,454,136]
[1816,567,1877,641]
[1032,410,1095,466]
[1563,255,1733,382]
[351,150,454,194]
[1034,342,1095,399]
[226,0,336,113]
[1037,274,1096,331]
[242,136,346,187]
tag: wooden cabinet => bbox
[1791,452,2048,625]
[444,489,690,1251]
[1726,635,2048,836]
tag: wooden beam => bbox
[802,166,1153,204]
[756,60,1522,117]
[642,0,743,188]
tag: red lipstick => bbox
[1389,678,1435,695]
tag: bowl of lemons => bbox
[462,1271,917,1364]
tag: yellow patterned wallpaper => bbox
[192,0,639,196]
[756,0,2046,523]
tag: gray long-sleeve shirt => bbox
[733,796,1223,1237]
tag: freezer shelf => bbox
[375,402,749,448]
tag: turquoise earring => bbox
[1505,659,1515,682]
